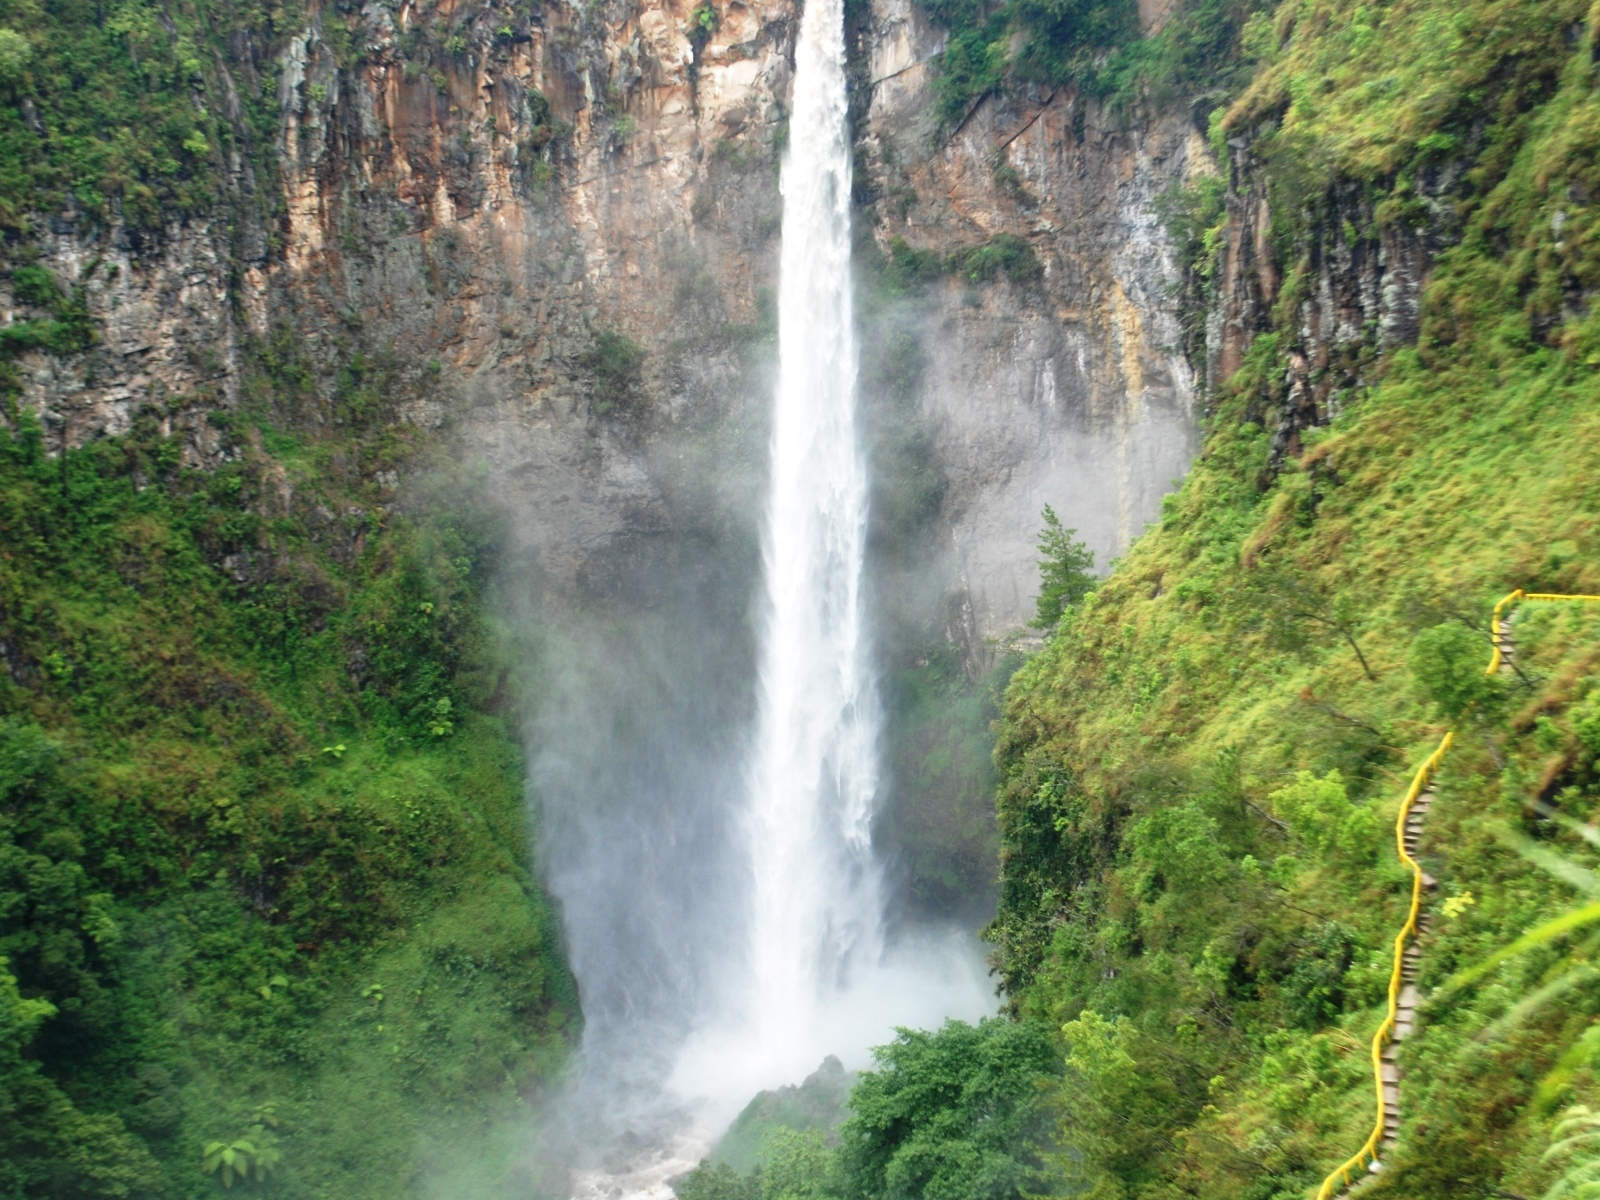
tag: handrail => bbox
[1314,588,1600,1198]
[1313,732,1451,1200]
[1487,590,1600,675]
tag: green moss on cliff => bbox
[0,1,303,234]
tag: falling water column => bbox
[744,0,884,1073]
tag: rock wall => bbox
[4,0,1208,645]
[1212,126,1460,460]
[858,0,1202,641]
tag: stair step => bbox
[1381,1062,1400,1084]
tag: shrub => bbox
[1409,621,1499,718]
[585,329,646,415]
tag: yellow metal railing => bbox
[1313,732,1451,1200]
[1488,590,1600,675]
[1314,588,1600,1198]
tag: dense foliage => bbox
[913,0,1269,127]
[0,0,300,234]
[0,402,576,1197]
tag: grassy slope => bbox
[988,1,1600,1197]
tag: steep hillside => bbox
[988,0,1600,1195]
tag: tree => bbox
[1033,505,1095,629]
[838,1017,1058,1200]
[1236,564,1378,680]
[758,1128,841,1200]
[1054,1010,1192,1198]
[674,1161,758,1200]
[1409,621,1500,717]
[0,959,163,1199]
[0,29,32,91]
[1267,769,1381,863]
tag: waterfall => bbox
[742,0,884,1068]
[532,0,992,1186]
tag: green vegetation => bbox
[675,1018,1059,1200]
[712,1057,855,1174]
[0,1,557,237]
[913,0,1269,129]
[1,263,97,370]
[875,235,1044,293]
[585,328,648,417]
[0,1,306,233]
[0,393,575,1196]
[1032,505,1094,629]
[973,0,1600,1191]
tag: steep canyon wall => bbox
[6,0,1213,648]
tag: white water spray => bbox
[535,0,992,1186]
[742,0,883,1076]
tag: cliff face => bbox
[859,0,1201,639]
[1210,132,1459,462]
[5,0,1205,644]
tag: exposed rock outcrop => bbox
[1212,130,1461,460]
